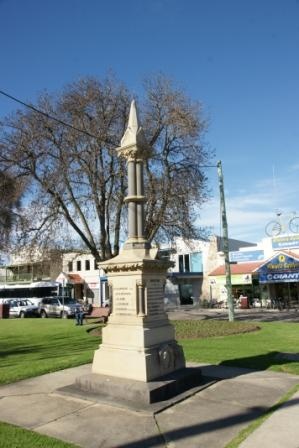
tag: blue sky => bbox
[1,0,299,244]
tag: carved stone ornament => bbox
[101,259,171,274]
[158,344,175,370]
[117,144,152,161]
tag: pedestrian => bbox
[75,303,84,326]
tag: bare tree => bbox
[142,75,211,242]
[0,171,24,249]
[0,74,211,262]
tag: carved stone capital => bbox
[124,195,146,203]
[101,259,172,274]
[117,144,152,161]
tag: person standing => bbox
[75,303,84,325]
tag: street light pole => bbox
[217,160,234,322]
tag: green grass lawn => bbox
[0,422,80,448]
[1,318,299,385]
[0,318,101,384]
[176,320,299,375]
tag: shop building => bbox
[163,235,253,307]
[256,251,299,308]
[209,234,299,308]
[61,252,108,306]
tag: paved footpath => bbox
[0,363,298,448]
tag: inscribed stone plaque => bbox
[113,286,135,316]
[147,279,164,317]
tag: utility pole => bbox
[217,160,234,322]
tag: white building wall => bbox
[62,252,103,305]
[164,236,223,305]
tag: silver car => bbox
[7,299,40,318]
[39,297,80,318]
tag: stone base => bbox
[57,367,208,413]
[92,338,185,381]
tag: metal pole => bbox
[217,160,234,322]
[62,279,65,316]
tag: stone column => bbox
[136,159,145,239]
[127,160,137,239]
[120,100,150,248]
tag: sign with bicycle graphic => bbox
[265,211,299,238]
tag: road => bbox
[167,306,299,323]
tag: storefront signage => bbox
[272,234,299,249]
[210,274,252,285]
[229,250,264,263]
[258,253,299,283]
[259,272,299,283]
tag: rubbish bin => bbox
[240,297,249,309]
[0,303,10,318]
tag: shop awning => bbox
[209,261,263,277]
[56,272,84,284]
[209,262,263,286]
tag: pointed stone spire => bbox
[118,100,151,159]
[127,99,139,135]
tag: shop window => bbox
[178,252,203,273]
[68,262,73,272]
[179,255,184,272]
[184,254,190,272]
[76,260,81,271]
[85,260,90,271]
[190,252,203,272]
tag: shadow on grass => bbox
[219,351,296,372]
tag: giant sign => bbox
[258,253,299,283]
[259,272,299,283]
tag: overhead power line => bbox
[0,89,98,139]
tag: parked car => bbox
[39,297,80,318]
[7,299,40,318]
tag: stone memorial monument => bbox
[61,101,201,408]
[91,100,185,382]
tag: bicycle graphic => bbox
[265,211,299,237]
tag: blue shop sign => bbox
[258,253,299,283]
[259,272,299,283]
[272,234,299,249]
[229,250,264,263]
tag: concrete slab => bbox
[0,364,91,397]
[0,393,92,429]
[37,403,165,448]
[0,363,298,448]
[240,390,299,448]
[156,393,261,448]
[155,366,299,448]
